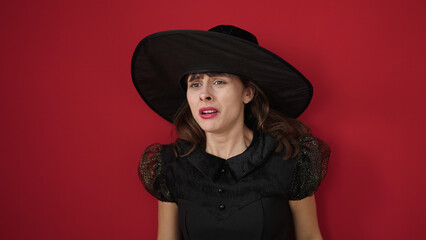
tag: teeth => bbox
[202,110,217,114]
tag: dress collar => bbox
[185,131,278,181]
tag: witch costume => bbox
[132,25,330,240]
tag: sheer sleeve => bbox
[138,143,175,202]
[289,135,331,200]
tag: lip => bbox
[199,107,220,119]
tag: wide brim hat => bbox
[131,25,313,123]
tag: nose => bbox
[199,87,213,101]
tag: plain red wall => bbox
[1,0,425,239]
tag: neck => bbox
[204,125,254,160]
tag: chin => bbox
[199,125,220,134]
[196,117,241,135]
[197,121,222,134]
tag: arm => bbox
[289,194,322,240]
[157,200,181,240]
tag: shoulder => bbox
[297,134,331,163]
[298,134,330,150]
[141,142,176,166]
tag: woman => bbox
[132,25,330,240]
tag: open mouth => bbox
[199,107,219,119]
[201,110,218,114]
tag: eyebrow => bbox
[187,72,230,83]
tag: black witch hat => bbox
[131,25,313,123]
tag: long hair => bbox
[172,72,311,160]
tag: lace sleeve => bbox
[138,143,175,202]
[289,135,330,200]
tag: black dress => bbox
[138,131,330,240]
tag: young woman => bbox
[132,25,330,240]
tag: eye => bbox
[189,82,201,88]
[213,80,226,85]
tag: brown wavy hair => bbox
[172,72,311,160]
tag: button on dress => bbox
[138,131,330,240]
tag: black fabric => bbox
[138,132,330,240]
[131,26,313,123]
[208,25,259,45]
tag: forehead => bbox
[187,72,232,82]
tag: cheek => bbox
[223,92,245,110]
[186,94,198,116]
[186,92,194,107]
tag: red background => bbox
[1,0,425,239]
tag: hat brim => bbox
[131,30,313,123]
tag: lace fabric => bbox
[138,143,175,202]
[289,135,331,200]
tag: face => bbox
[186,73,254,134]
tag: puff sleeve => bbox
[138,143,176,202]
[289,135,331,200]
